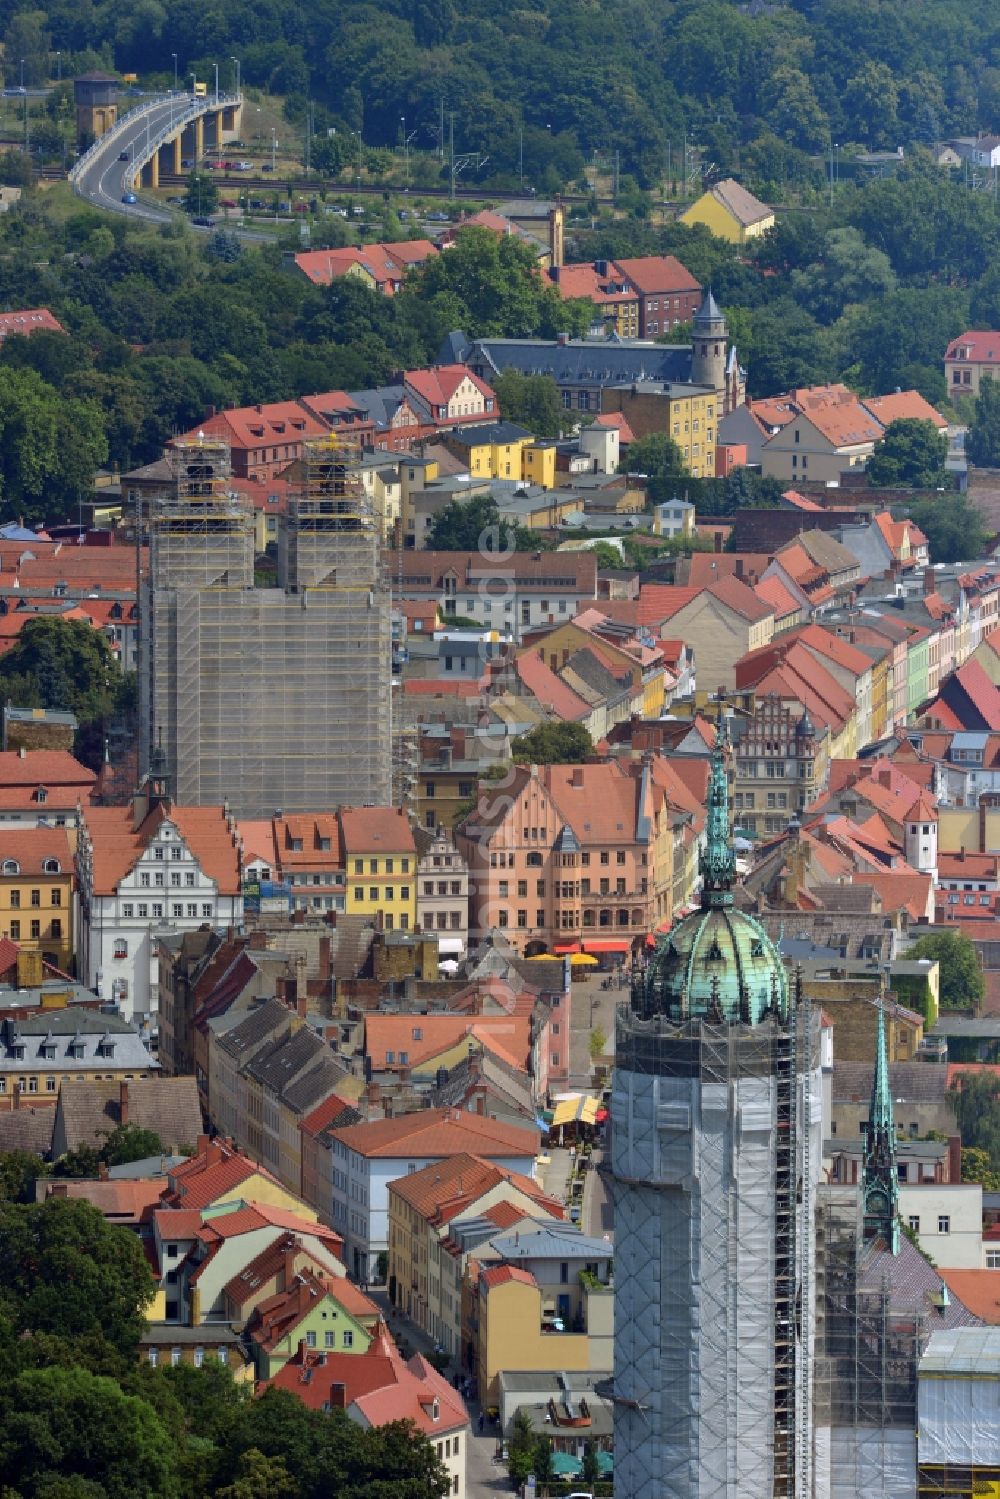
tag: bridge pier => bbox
[173,135,182,175]
[195,115,204,160]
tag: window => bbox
[938,1215,951,1234]
[194,1347,204,1368]
[343,1330,354,1348]
[9,921,18,940]
[185,872,195,887]
[324,1331,335,1348]
[8,890,18,908]
[202,904,212,918]
[114,939,128,959]
[988,1250,1000,1270]
[50,889,61,907]
[306,1331,317,1348]
[171,1347,181,1367]
[147,1348,158,1367]
[51,919,61,938]
[30,889,40,907]
[186,903,197,918]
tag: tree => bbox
[0,1148,49,1202]
[0,367,108,524]
[903,494,988,565]
[590,540,623,570]
[949,1073,1000,1172]
[426,493,522,553]
[907,931,985,1010]
[182,170,219,217]
[0,1365,179,1498]
[511,722,594,765]
[101,1125,164,1168]
[507,1409,536,1487]
[492,369,563,438]
[0,1198,155,1355]
[215,1448,294,1499]
[792,228,896,325]
[0,617,125,727]
[967,375,1000,470]
[589,1027,607,1061]
[959,1145,1000,1191]
[533,1435,555,1489]
[581,1441,602,1487]
[867,419,948,489]
[620,430,687,503]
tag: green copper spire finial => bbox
[699,716,736,908]
[862,1002,899,1254]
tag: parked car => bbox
[121,192,137,205]
[233,161,253,171]
[249,198,264,209]
[191,215,214,227]
[261,162,274,171]
[181,158,194,168]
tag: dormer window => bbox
[37,788,47,804]
[43,858,60,873]
[2,860,18,875]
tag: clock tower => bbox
[862,1002,899,1254]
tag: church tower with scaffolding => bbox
[138,433,391,818]
[611,719,824,1498]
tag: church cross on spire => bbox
[862,1001,899,1254]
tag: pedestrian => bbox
[478,1412,485,1435]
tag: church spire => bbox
[699,717,736,908]
[862,1002,899,1253]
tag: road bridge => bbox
[70,92,243,220]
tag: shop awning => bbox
[552,1094,600,1128]
[437,937,465,955]
[553,941,579,954]
[581,938,630,954]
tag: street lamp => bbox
[400,117,417,191]
[55,52,61,83]
[171,53,178,93]
[19,58,24,91]
[213,63,219,105]
[230,56,240,96]
[271,128,276,174]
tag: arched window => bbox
[2,860,18,875]
[43,858,60,874]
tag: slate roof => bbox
[53,1076,201,1153]
[462,335,693,386]
[0,1104,55,1156]
[861,1232,980,1330]
[831,1060,951,1105]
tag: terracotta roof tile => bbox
[329,1107,538,1159]
[611,254,701,295]
[337,806,415,857]
[481,1264,536,1290]
[387,1151,561,1223]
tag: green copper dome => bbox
[634,720,789,1025]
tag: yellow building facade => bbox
[0,830,75,971]
[521,443,557,490]
[679,178,775,245]
[475,1271,613,1403]
[341,807,417,933]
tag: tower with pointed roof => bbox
[862,1003,900,1254]
[612,717,823,1499]
[904,790,938,883]
[691,289,728,402]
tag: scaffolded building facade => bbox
[611,721,824,1498]
[139,435,391,818]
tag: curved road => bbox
[73,96,193,223]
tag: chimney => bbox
[714,530,723,554]
[17,745,25,759]
[248,929,269,950]
[197,1132,209,1155]
[571,766,584,788]
[283,1245,299,1289]
[329,1381,348,1409]
[319,935,332,982]
[119,1079,129,1127]
[49,1181,68,1197]
[298,1338,308,1362]
[98,1159,109,1180]
[924,567,936,597]
[948,1133,962,1183]
[734,559,743,579]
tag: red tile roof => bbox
[782,489,823,512]
[265,1322,469,1433]
[387,1151,562,1225]
[591,412,636,444]
[854,870,934,922]
[338,806,415,857]
[365,1014,532,1073]
[0,749,95,790]
[549,263,639,306]
[404,364,494,410]
[481,1264,536,1290]
[0,826,73,876]
[862,392,948,432]
[80,803,241,896]
[164,1140,279,1211]
[611,254,701,295]
[515,650,590,720]
[938,1269,1000,1324]
[0,307,64,339]
[329,1107,538,1160]
[945,331,1000,364]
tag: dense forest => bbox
[6,0,1000,185]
